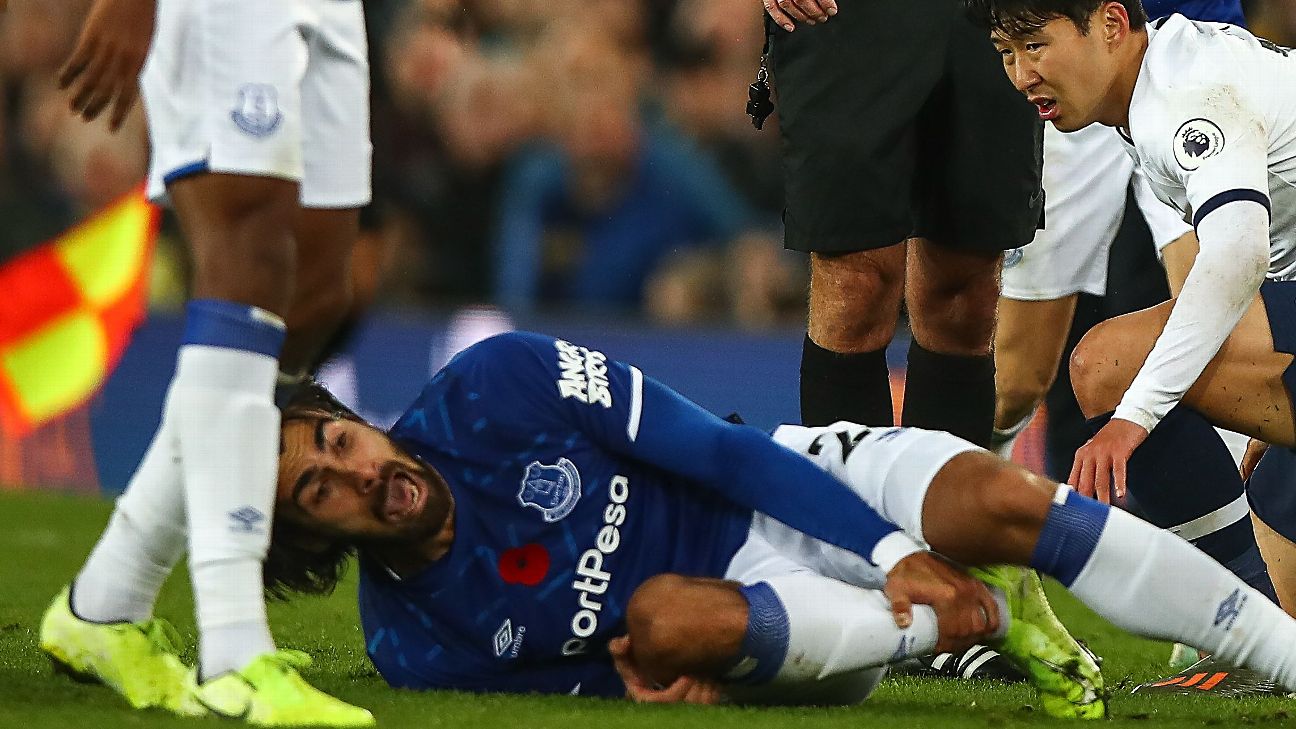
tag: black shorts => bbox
[770,0,1043,254]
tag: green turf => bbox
[1,489,1293,728]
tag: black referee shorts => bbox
[770,0,1043,254]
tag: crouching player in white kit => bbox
[264,332,1296,718]
[990,0,1280,630]
[970,0,1296,612]
[37,0,374,725]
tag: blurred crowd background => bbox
[1,0,1294,329]
[0,0,805,329]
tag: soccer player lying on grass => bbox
[256,332,1296,717]
[963,0,1296,608]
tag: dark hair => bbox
[263,379,370,600]
[964,0,1147,38]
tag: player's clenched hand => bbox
[884,552,999,654]
[761,0,838,33]
[1068,418,1148,504]
[1240,438,1270,481]
[59,0,156,131]
[608,636,723,705]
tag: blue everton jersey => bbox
[359,332,754,696]
[1144,0,1245,25]
[358,332,909,696]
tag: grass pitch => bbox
[2,489,1294,728]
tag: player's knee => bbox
[1069,326,1123,417]
[626,574,698,653]
[626,575,746,676]
[908,282,999,355]
[808,252,904,351]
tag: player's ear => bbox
[1101,1,1129,45]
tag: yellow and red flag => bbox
[0,187,159,437]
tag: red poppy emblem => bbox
[498,543,550,586]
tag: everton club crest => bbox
[518,458,582,522]
[231,83,284,137]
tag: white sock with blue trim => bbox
[1036,485,1296,690]
[171,300,284,679]
[725,575,954,700]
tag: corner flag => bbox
[0,187,159,437]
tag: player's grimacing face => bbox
[992,14,1114,132]
[276,417,440,543]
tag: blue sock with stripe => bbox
[1030,486,1110,587]
[724,582,790,685]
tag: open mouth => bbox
[382,470,426,523]
[1034,98,1059,121]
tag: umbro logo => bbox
[890,634,917,662]
[1213,588,1246,631]
[492,618,526,659]
[228,506,266,534]
[493,620,513,657]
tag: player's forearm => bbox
[1113,201,1269,431]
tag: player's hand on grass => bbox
[761,0,837,32]
[1240,438,1270,481]
[60,0,156,130]
[1068,418,1148,504]
[608,636,723,705]
[884,552,1000,654]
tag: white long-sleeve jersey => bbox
[1111,14,1296,432]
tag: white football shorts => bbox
[142,0,372,208]
[1001,123,1192,300]
[719,425,979,704]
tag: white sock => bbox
[729,574,949,685]
[990,411,1033,462]
[73,403,187,623]
[171,344,281,678]
[192,560,276,679]
[1069,507,1296,690]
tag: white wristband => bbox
[871,531,926,573]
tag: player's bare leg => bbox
[992,295,1078,458]
[1071,295,1296,446]
[280,207,359,377]
[904,238,1002,447]
[802,244,905,428]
